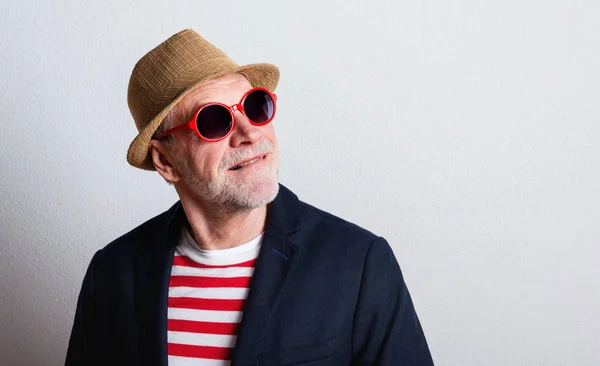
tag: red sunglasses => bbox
[156,87,277,142]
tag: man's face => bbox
[165,73,279,212]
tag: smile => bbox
[229,155,266,171]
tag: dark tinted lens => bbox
[196,105,232,140]
[243,90,274,124]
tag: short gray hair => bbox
[152,106,179,185]
[153,105,178,144]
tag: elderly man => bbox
[65,29,433,366]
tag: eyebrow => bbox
[181,74,251,122]
[182,94,211,122]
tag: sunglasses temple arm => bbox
[157,120,193,139]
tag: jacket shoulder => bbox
[296,200,379,248]
[98,201,180,259]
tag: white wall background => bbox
[1,0,599,365]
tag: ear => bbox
[149,139,181,183]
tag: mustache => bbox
[220,140,275,170]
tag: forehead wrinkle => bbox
[176,75,251,123]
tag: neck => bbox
[177,193,267,251]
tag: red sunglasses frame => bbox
[155,87,277,142]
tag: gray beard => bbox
[173,141,279,216]
[200,168,280,216]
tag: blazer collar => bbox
[136,184,301,366]
[232,184,300,364]
[264,184,301,235]
[136,199,184,366]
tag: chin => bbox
[248,178,280,207]
[233,174,279,209]
[200,169,279,212]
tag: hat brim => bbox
[126,62,280,171]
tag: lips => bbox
[229,154,266,171]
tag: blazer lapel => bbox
[231,185,301,365]
[231,228,297,364]
[136,202,184,366]
[133,185,301,366]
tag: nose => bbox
[228,109,261,147]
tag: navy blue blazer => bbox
[66,184,433,365]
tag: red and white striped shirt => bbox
[167,226,262,366]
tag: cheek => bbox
[263,125,278,145]
[264,129,279,167]
[189,143,228,175]
[181,141,209,171]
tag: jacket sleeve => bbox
[65,250,101,366]
[351,237,433,365]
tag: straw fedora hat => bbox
[126,29,280,170]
